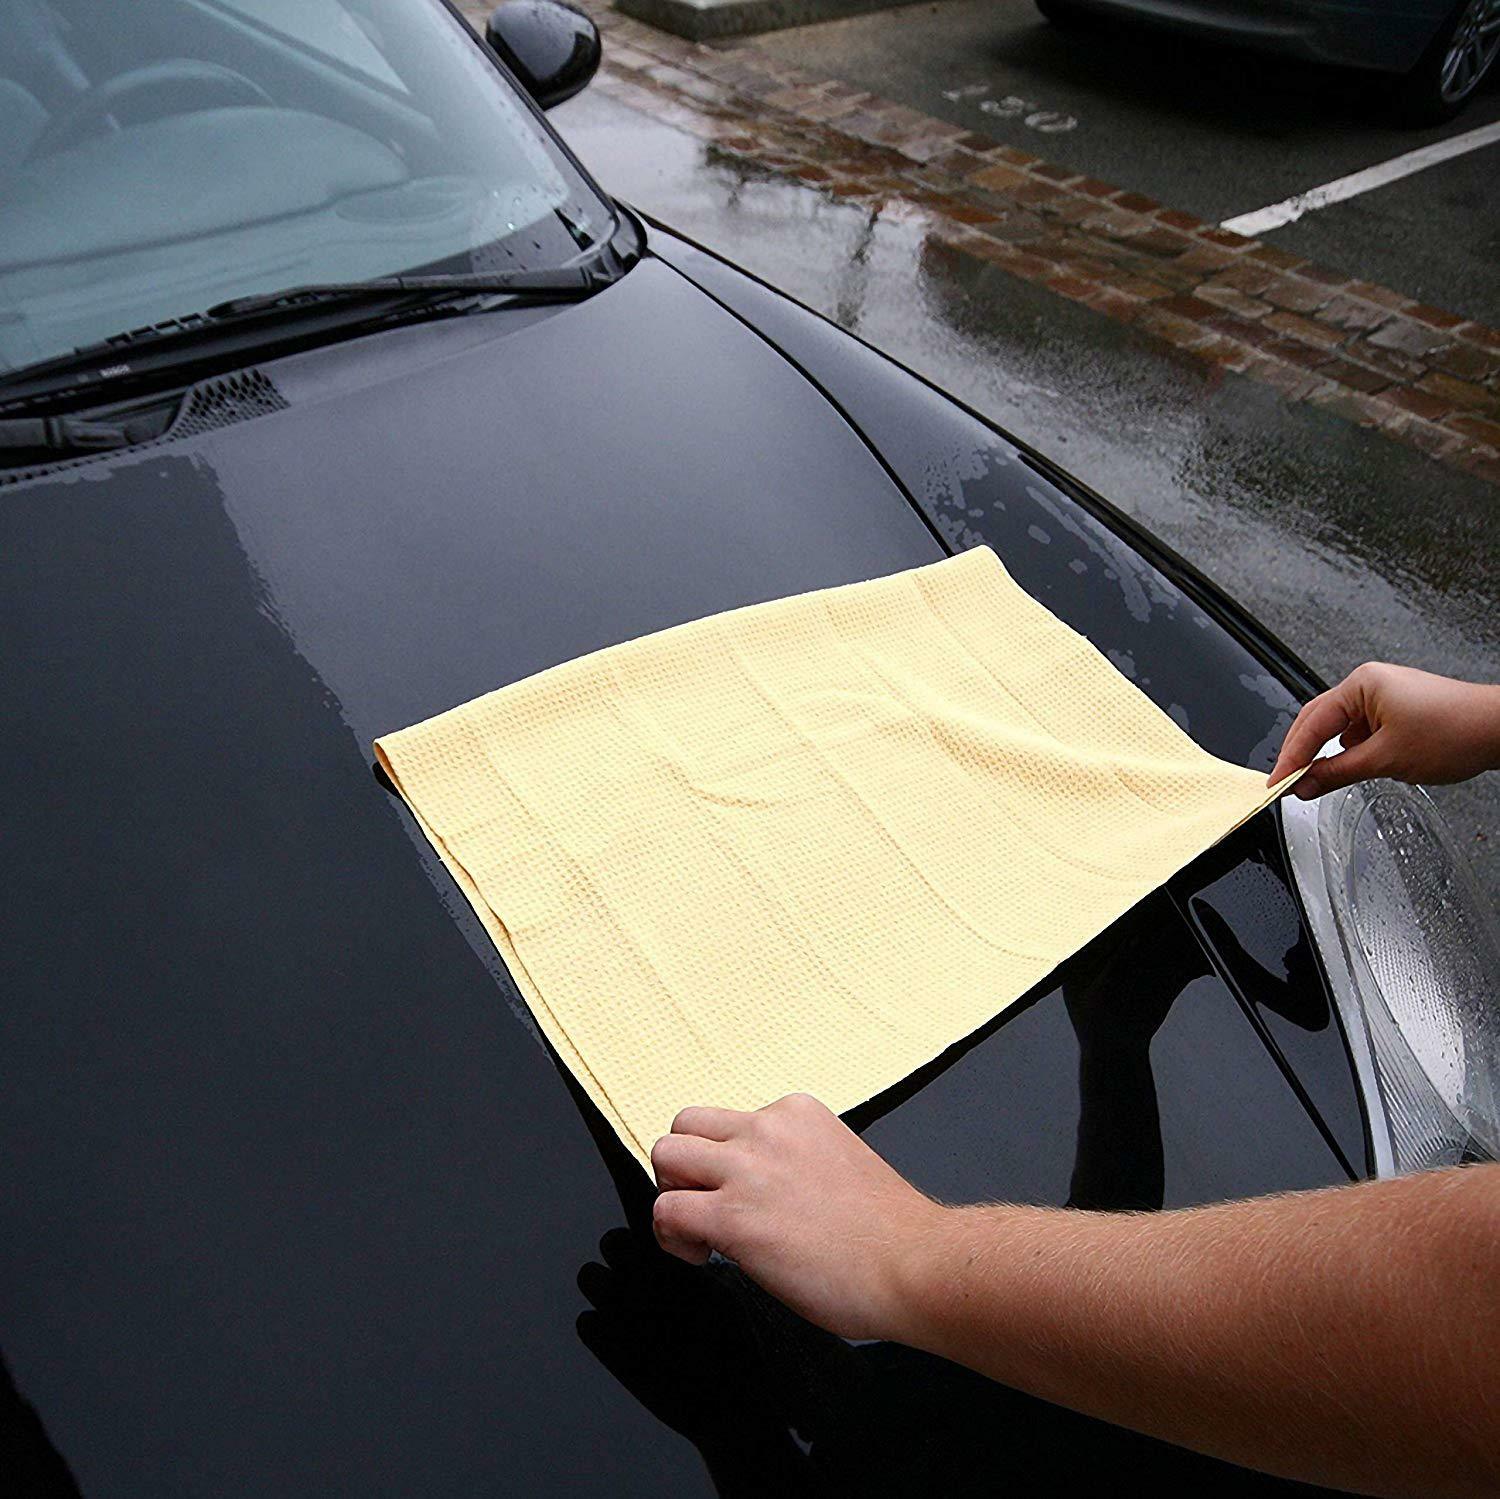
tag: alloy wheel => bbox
[1440,0,1500,102]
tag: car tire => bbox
[1035,0,1094,30]
[1393,0,1500,125]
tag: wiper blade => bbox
[0,262,614,410]
[208,265,604,319]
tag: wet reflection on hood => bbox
[1062,892,1208,1214]
[572,1221,1338,1496]
[0,1350,82,1498]
[567,889,1342,1494]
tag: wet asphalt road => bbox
[553,83,1498,904]
[748,0,1500,326]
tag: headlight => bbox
[1283,778,1500,1176]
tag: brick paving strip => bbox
[462,1,1500,487]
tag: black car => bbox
[4,2,1497,1495]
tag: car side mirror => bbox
[485,0,601,111]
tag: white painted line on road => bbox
[1220,119,1500,237]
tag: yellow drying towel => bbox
[376,545,1296,1171]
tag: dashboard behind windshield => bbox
[0,0,616,374]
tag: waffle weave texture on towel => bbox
[375,545,1295,1171]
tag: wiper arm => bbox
[0,261,617,411]
[208,264,604,319]
[0,413,147,456]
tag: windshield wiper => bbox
[207,264,605,319]
[0,414,142,455]
[0,262,615,412]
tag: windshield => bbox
[0,0,617,375]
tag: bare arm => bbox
[654,1097,1500,1498]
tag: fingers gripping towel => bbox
[375,546,1297,1171]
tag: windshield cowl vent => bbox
[0,369,288,487]
[164,369,288,440]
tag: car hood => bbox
[1,258,1359,1495]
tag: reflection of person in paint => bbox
[579,891,1241,1494]
[650,664,1500,1499]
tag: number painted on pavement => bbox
[942,85,1078,134]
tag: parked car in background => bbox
[3,1,1497,1494]
[1036,0,1500,122]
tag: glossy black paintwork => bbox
[4,245,1360,1494]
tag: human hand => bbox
[1268,662,1500,800]
[651,1094,945,1343]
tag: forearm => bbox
[1468,682,1500,772]
[893,1166,1500,1498]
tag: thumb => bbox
[1294,732,1387,798]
